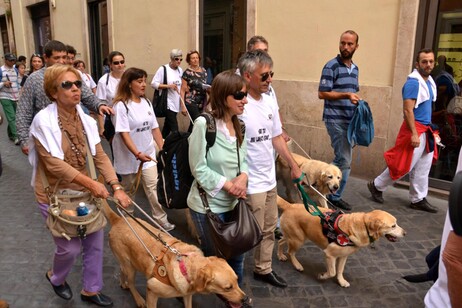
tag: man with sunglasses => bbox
[318,30,361,211]
[238,50,303,288]
[16,40,111,155]
[151,49,184,138]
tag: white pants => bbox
[374,132,433,203]
[122,165,169,225]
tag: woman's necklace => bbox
[189,65,201,72]
[58,115,86,166]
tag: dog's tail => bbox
[277,196,291,212]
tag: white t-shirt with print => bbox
[151,64,183,113]
[96,73,120,106]
[111,98,159,174]
[239,93,282,194]
[79,71,97,90]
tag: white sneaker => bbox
[161,222,175,231]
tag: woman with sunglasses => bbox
[180,50,209,132]
[96,51,126,141]
[151,49,183,138]
[28,64,130,306]
[111,67,175,231]
[187,70,249,286]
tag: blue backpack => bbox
[347,100,374,147]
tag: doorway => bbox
[202,0,246,81]
[87,0,108,81]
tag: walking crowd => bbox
[0,29,461,307]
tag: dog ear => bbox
[368,218,385,241]
[194,265,214,292]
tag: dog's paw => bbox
[318,272,332,280]
[294,264,304,272]
[277,253,288,262]
[338,278,350,288]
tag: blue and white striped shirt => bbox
[319,55,359,123]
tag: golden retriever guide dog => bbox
[276,196,406,287]
[102,200,247,308]
[276,152,342,207]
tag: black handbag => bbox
[198,139,262,259]
[153,65,168,117]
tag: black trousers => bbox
[162,109,179,138]
[186,103,201,132]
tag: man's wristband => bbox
[113,185,124,192]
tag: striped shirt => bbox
[0,65,20,101]
[319,55,359,123]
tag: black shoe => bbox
[410,198,438,213]
[274,227,283,240]
[254,271,287,288]
[367,180,384,203]
[45,272,73,300]
[402,273,430,283]
[81,293,113,307]
[329,198,352,211]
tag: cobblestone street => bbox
[0,119,448,308]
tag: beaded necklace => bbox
[58,114,86,166]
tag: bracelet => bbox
[108,180,120,186]
[113,185,124,192]
[135,152,142,160]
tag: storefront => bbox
[417,0,462,189]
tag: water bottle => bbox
[77,202,89,216]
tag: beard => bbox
[340,49,355,60]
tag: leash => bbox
[289,137,312,159]
[107,196,182,258]
[292,173,325,217]
[125,162,144,197]
[180,96,194,125]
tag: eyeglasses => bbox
[260,71,274,82]
[232,91,247,100]
[60,80,83,90]
[174,57,183,61]
[32,53,41,57]
[112,60,125,65]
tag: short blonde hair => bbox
[44,64,81,101]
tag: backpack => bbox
[157,113,217,209]
[347,100,374,147]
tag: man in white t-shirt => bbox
[238,50,303,288]
[151,49,183,138]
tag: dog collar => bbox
[178,257,191,283]
[364,222,376,246]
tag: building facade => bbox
[1,0,461,189]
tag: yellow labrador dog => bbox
[276,152,342,207]
[276,196,406,287]
[103,200,247,308]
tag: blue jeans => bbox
[189,209,245,286]
[325,121,352,201]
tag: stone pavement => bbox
[0,118,448,308]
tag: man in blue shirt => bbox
[318,30,360,211]
[368,48,438,213]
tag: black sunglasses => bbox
[60,80,83,90]
[260,71,274,82]
[112,60,125,65]
[232,91,248,100]
[174,57,183,61]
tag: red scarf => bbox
[384,121,438,180]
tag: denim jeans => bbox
[325,121,352,201]
[189,209,245,286]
